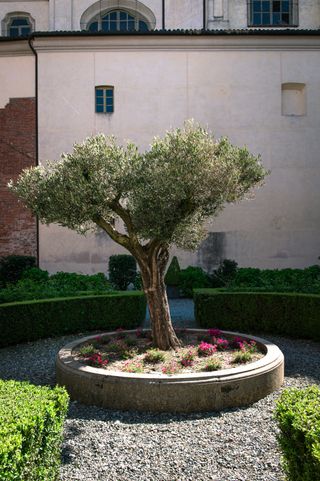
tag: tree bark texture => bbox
[95,213,180,350]
[139,246,181,351]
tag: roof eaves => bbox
[1,28,320,42]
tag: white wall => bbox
[49,0,162,31]
[226,0,320,30]
[0,1,49,34]
[0,44,34,108]
[1,0,320,33]
[35,35,320,273]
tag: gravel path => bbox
[0,318,319,481]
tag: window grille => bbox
[95,86,114,114]
[88,9,149,32]
[248,1,299,27]
[8,16,32,37]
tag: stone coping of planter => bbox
[56,329,283,383]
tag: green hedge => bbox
[0,292,146,347]
[275,386,320,481]
[0,271,112,304]
[194,290,320,341]
[0,380,69,481]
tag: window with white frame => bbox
[2,12,34,37]
[88,9,149,32]
[248,1,298,27]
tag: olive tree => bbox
[10,121,267,350]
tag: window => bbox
[249,1,298,27]
[8,17,31,37]
[88,9,149,32]
[2,12,34,37]
[95,86,114,114]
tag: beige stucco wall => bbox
[0,1,49,34]
[0,42,34,107]
[227,0,320,30]
[1,0,319,33]
[46,0,320,31]
[34,34,320,273]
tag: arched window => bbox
[2,12,34,37]
[88,9,149,32]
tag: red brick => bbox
[0,98,37,257]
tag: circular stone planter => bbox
[56,329,284,413]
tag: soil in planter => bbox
[74,329,264,375]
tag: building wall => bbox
[34,34,320,273]
[0,97,37,257]
[0,0,49,34]
[0,49,35,108]
[223,0,320,30]
[0,44,36,258]
[1,0,320,33]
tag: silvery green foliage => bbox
[10,136,141,234]
[10,121,267,250]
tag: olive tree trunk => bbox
[138,246,181,351]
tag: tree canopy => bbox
[10,121,267,252]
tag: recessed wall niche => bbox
[281,83,306,116]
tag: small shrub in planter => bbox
[232,351,253,364]
[86,353,109,368]
[109,255,137,290]
[161,360,180,375]
[122,360,144,373]
[79,344,97,357]
[144,348,166,364]
[180,348,196,367]
[203,358,222,371]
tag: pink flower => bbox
[208,328,222,337]
[162,361,179,375]
[198,341,217,356]
[87,353,108,367]
[180,349,195,367]
[215,338,229,350]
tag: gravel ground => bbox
[0,326,319,481]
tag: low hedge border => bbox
[194,290,320,341]
[0,292,146,347]
[275,386,320,481]
[0,380,69,481]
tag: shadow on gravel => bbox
[65,401,247,426]
[261,334,320,383]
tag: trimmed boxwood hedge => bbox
[0,292,146,347]
[194,290,320,341]
[275,386,320,481]
[0,380,69,481]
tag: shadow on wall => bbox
[197,232,226,273]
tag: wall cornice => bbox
[31,34,320,52]
[0,40,32,56]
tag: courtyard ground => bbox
[0,300,319,481]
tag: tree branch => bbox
[92,214,133,253]
[110,200,147,258]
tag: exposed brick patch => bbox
[0,98,37,257]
